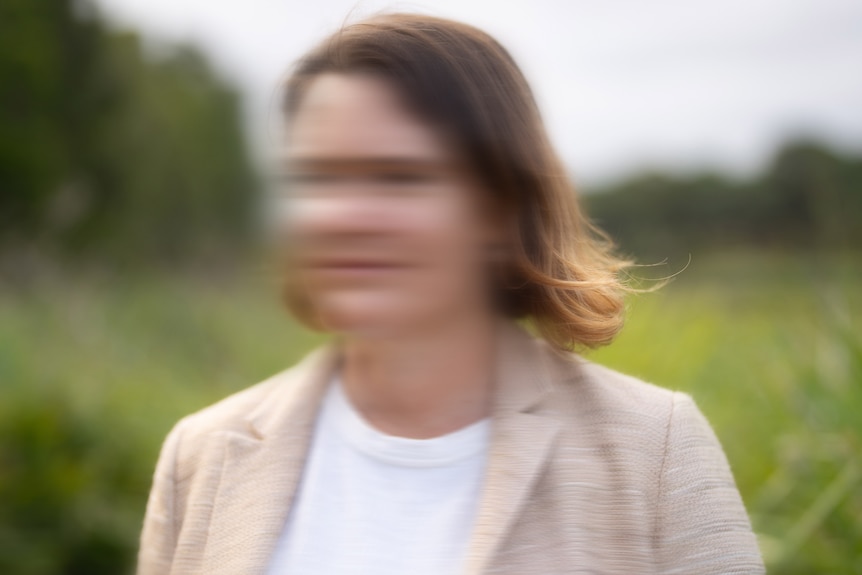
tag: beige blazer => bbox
[138,321,764,574]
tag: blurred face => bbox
[279,73,501,337]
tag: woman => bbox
[138,13,764,575]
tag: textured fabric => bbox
[266,374,490,575]
[137,321,765,575]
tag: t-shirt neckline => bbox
[327,377,491,468]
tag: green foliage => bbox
[0,269,324,574]
[0,0,258,265]
[584,140,862,260]
[0,256,859,573]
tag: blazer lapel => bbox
[462,322,563,575]
[198,344,341,575]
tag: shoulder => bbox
[543,344,682,421]
[162,345,335,457]
[532,348,762,569]
[573,355,678,408]
[538,345,714,454]
[571,356,711,439]
[170,371,286,441]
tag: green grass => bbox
[1,252,859,574]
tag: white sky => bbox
[91,0,862,184]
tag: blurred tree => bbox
[0,0,258,269]
[757,141,862,250]
[0,0,97,242]
[585,139,862,261]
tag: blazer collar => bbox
[201,320,564,575]
[245,343,342,440]
[490,319,559,415]
[244,318,559,437]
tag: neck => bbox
[339,312,500,439]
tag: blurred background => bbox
[1,0,860,573]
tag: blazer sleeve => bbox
[137,418,187,575]
[654,392,765,575]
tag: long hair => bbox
[281,13,636,351]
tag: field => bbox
[1,252,860,574]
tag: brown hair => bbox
[281,13,636,351]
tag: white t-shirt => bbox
[266,376,491,575]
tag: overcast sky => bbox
[91,0,862,184]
